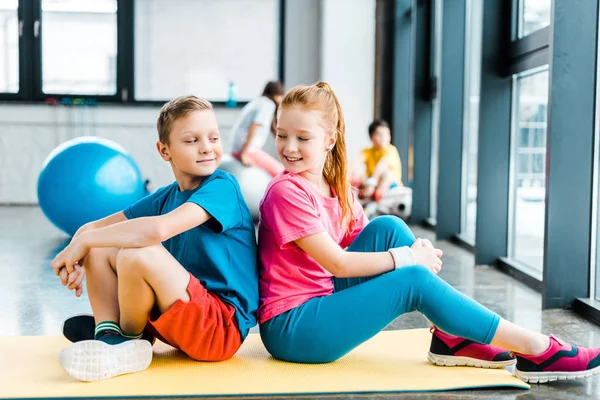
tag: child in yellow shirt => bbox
[355,120,402,202]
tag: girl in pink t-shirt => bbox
[257,82,600,383]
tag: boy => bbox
[353,120,402,202]
[52,95,258,382]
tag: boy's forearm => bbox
[75,211,127,238]
[80,217,163,250]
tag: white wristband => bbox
[388,246,416,270]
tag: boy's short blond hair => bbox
[157,95,213,144]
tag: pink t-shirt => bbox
[257,172,369,323]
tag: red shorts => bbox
[146,273,242,361]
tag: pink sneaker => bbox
[428,327,515,368]
[515,335,600,383]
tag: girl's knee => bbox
[369,215,415,245]
[392,265,436,284]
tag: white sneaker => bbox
[59,339,152,382]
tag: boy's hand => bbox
[51,237,89,276]
[62,264,85,297]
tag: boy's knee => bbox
[116,248,140,274]
[85,247,113,267]
[86,247,104,261]
[116,245,161,273]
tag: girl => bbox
[256,82,600,383]
[230,81,285,177]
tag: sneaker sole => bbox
[515,364,600,383]
[428,352,516,369]
[59,340,152,382]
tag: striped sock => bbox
[94,321,122,339]
[122,331,143,340]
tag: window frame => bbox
[0,0,285,106]
[496,0,550,283]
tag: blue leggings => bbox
[259,216,501,363]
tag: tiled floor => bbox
[1,205,600,399]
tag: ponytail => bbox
[313,82,353,230]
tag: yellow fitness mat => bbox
[0,328,528,398]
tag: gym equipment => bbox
[37,136,148,236]
[0,329,528,398]
[218,154,271,221]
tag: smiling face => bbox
[275,105,335,179]
[157,110,222,190]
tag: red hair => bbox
[280,82,353,229]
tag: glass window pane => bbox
[597,176,600,301]
[596,232,600,301]
[0,0,19,93]
[595,32,600,301]
[520,0,551,37]
[42,0,117,95]
[510,69,549,274]
[460,0,483,242]
[430,0,443,223]
[134,0,278,102]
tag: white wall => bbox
[0,104,240,204]
[321,0,375,163]
[0,0,376,204]
[284,0,322,87]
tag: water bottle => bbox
[226,81,238,108]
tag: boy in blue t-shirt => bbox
[51,95,258,382]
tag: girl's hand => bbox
[411,238,443,274]
[419,238,443,259]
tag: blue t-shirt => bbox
[123,170,258,338]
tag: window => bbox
[460,0,483,243]
[519,0,551,37]
[0,0,19,93]
[509,68,549,277]
[429,0,443,224]
[134,0,279,102]
[594,20,600,302]
[41,0,118,95]
[2,0,283,103]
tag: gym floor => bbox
[1,205,599,399]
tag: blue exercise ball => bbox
[37,136,148,236]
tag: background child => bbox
[230,80,285,177]
[256,82,600,383]
[52,95,259,382]
[353,119,402,202]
